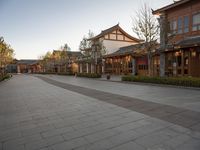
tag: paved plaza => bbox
[0,75,200,150]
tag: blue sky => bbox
[0,0,172,59]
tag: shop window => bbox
[192,13,200,31]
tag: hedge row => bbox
[77,73,101,78]
[122,75,200,88]
[0,74,11,82]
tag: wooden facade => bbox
[165,46,200,77]
[104,55,132,75]
[104,43,151,76]
[153,0,200,77]
[151,55,160,77]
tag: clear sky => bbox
[0,0,173,59]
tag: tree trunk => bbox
[148,51,151,76]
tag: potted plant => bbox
[107,73,110,80]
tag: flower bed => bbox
[77,73,101,78]
[122,75,200,88]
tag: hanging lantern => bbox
[175,51,179,56]
[192,51,196,57]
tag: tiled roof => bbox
[17,59,39,65]
[104,43,147,57]
[88,24,143,42]
[67,51,83,57]
[53,50,83,57]
[165,36,200,51]
[177,36,200,47]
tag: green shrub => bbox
[0,74,11,82]
[122,75,200,88]
[77,73,101,78]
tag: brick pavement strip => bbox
[37,76,200,132]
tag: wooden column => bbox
[112,58,114,74]
[80,64,83,73]
[132,58,136,75]
[86,63,89,73]
[188,51,191,76]
[181,50,184,76]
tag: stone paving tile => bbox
[0,130,22,142]
[2,134,42,149]
[107,130,142,146]
[175,138,200,150]
[162,114,200,128]
[134,131,172,148]
[51,137,88,150]
[75,138,115,150]
[190,123,200,134]
[84,129,119,143]
[147,144,174,150]
[24,139,48,150]
[41,126,74,138]
[3,144,25,150]
[164,134,194,149]
[44,135,65,146]
[21,124,55,137]
[110,141,145,150]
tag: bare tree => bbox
[132,3,159,76]
[79,30,94,56]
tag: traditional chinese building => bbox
[17,59,42,73]
[104,44,147,75]
[78,24,143,74]
[153,0,200,77]
[104,43,160,76]
[49,50,82,74]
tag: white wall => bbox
[103,40,137,54]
